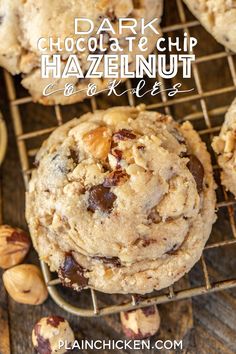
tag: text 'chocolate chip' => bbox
[59,253,88,291]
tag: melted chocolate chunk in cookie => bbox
[187,155,204,193]
[59,253,88,290]
[88,185,117,213]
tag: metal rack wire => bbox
[3,0,236,316]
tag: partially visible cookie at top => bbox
[183,0,236,52]
[212,98,236,197]
[0,0,163,105]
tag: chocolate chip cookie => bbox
[183,0,236,52]
[26,106,216,294]
[0,0,163,105]
[212,98,236,197]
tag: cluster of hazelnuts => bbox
[0,224,48,305]
[0,224,161,353]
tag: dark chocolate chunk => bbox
[93,255,121,267]
[88,185,117,213]
[46,316,65,328]
[0,16,4,26]
[58,253,88,290]
[103,169,129,187]
[113,129,136,141]
[34,324,52,354]
[187,155,204,193]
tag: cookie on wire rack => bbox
[183,0,236,52]
[212,97,236,197]
[26,106,216,294]
[0,0,163,105]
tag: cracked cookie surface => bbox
[184,0,236,52]
[0,0,163,105]
[212,98,236,197]
[26,106,216,294]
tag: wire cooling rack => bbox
[3,0,236,317]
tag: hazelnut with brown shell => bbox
[120,305,161,339]
[0,225,31,269]
[32,316,75,354]
[3,264,48,305]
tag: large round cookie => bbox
[183,0,236,52]
[0,0,163,105]
[26,106,216,294]
[212,98,236,197]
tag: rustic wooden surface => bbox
[0,1,236,353]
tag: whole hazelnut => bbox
[32,316,75,354]
[120,305,160,339]
[0,225,31,269]
[3,264,48,305]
